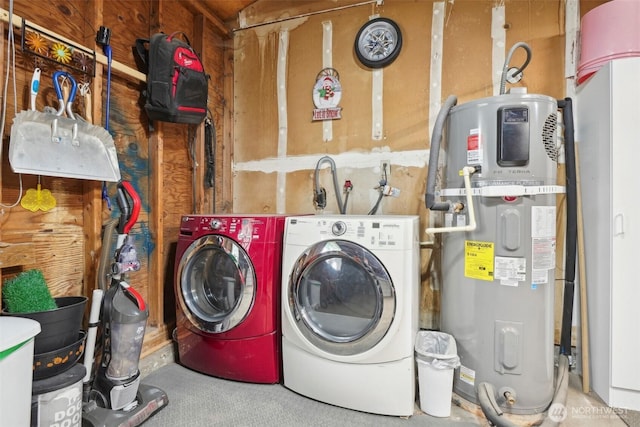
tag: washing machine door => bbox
[288,239,395,356]
[177,235,255,333]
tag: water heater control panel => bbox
[497,106,530,167]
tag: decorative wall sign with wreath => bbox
[312,68,342,121]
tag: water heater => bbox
[431,93,561,414]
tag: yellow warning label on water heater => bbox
[464,240,494,281]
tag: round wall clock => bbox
[354,17,402,69]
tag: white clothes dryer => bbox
[281,215,420,416]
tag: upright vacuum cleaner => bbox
[83,180,168,427]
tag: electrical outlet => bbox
[380,160,391,181]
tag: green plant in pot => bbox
[2,269,87,354]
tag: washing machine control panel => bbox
[205,217,257,239]
[331,221,347,236]
[180,215,281,244]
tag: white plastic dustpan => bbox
[9,71,121,182]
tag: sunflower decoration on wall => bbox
[21,24,97,78]
[25,31,48,56]
[50,42,72,64]
[73,50,93,76]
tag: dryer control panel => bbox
[286,215,417,251]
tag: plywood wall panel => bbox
[283,169,316,213]
[11,1,86,51]
[233,171,279,213]
[370,2,431,149]
[281,4,434,156]
[441,1,494,101]
[203,24,227,213]
[234,2,436,218]
[162,141,194,215]
[239,0,371,29]
[0,1,167,352]
[287,16,326,155]
[102,1,151,71]
[504,1,565,98]
[234,29,280,162]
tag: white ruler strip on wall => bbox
[372,69,383,140]
[558,1,579,167]
[492,5,506,96]
[429,1,445,139]
[429,2,445,230]
[565,0,579,100]
[322,20,333,142]
[276,29,289,213]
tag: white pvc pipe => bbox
[83,288,104,384]
[425,166,478,234]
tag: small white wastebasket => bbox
[415,330,460,417]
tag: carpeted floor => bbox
[138,360,639,427]
[139,363,482,426]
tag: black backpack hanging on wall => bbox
[135,32,208,124]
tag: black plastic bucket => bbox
[33,331,86,380]
[4,296,87,353]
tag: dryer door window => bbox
[288,239,395,355]
[178,235,256,333]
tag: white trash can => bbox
[415,330,460,417]
[0,316,41,426]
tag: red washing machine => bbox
[174,214,288,383]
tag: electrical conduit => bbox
[499,42,532,95]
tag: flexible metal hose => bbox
[314,155,345,214]
[500,42,532,95]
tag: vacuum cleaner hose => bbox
[97,218,119,291]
